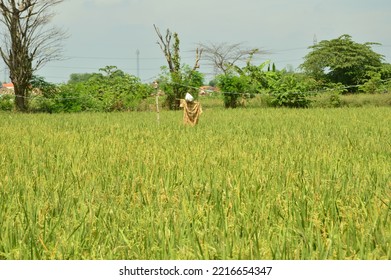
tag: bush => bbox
[0,93,14,111]
[30,66,153,113]
[269,91,311,108]
[216,74,250,108]
[359,72,387,94]
[158,65,204,110]
[310,91,346,108]
[268,74,316,108]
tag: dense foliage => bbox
[213,35,390,108]
[216,73,251,108]
[300,34,384,89]
[158,65,204,108]
[217,60,319,108]
[30,66,153,113]
[154,25,203,110]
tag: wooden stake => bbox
[153,81,160,124]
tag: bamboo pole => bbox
[153,81,160,124]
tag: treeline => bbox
[215,35,391,108]
[1,34,391,112]
[1,66,154,113]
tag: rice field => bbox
[0,107,390,260]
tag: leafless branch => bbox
[193,47,203,71]
[153,24,176,72]
[0,0,67,111]
[198,42,266,74]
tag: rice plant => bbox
[0,108,390,259]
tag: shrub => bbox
[269,91,311,108]
[30,66,153,113]
[158,65,204,110]
[359,72,387,94]
[216,74,250,108]
[268,74,315,108]
[0,93,14,111]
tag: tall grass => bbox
[0,108,390,260]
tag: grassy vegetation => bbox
[0,107,390,260]
[193,92,391,110]
[311,92,391,108]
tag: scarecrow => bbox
[179,93,202,125]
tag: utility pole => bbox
[313,34,318,45]
[136,49,140,78]
[3,64,8,83]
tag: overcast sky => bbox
[7,0,390,84]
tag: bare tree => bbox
[0,0,67,111]
[198,42,265,74]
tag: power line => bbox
[62,55,195,60]
[43,65,159,71]
[63,56,160,60]
[270,47,309,53]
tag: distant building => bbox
[2,82,14,90]
[199,85,219,95]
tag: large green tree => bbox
[300,35,384,89]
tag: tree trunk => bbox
[14,84,28,111]
[0,0,66,112]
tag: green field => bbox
[0,107,390,260]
